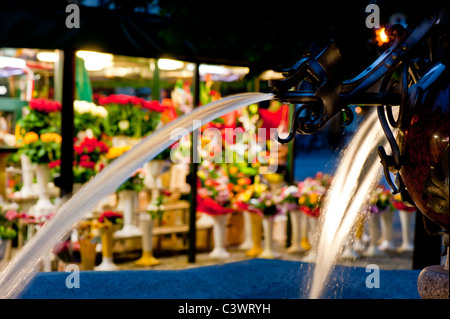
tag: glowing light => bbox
[355,106,362,114]
[376,28,389,46]
[36,52,58,63]
[157,58,184,70]
[76,51,113,71]
[0,56,26,69]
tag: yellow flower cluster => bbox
[106,145,131,160]
[22,132,62,144]
[40,132,62,143]
[22,132,39,144]
[299,193,320,206]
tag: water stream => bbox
[307,109,389,299]
[0,92,274,299]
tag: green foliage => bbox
[17,108,59,135]
[148,194,165,220]
[20,140,61,164]
[0,225,17,240]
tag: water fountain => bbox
[270,5,448,298]
[1,3,448,301]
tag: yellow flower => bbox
[299,195,306,205]
[106,145,131,160]
[393,193,402,202]
[228,166,239,175]
[23,131,39,144]
[40,133,62,143]
[309,193,319,205]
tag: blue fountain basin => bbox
[18,259,421,299]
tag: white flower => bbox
[74,100,90,114]
[93,105,108,118]
[118,120,130,131]
[285,185,299,195]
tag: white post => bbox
[19,154,35,198]
[365,213,385,256]
[378,209,396,251]
[134,213,160,266]
[31,164,56,218]
[397,210,415,252]
[287,210,302,253]
[238,211,253,250]
[209,214,230,259]
[144,160,165,207]
[259,216,280,259]
[114,190,142,238]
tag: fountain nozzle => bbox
[269,41,353,142]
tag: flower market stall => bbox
[0,34,421,275]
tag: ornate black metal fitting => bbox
[270,6,448,217]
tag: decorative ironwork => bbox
[270,6,449,232]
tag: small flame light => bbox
[376,28,389,46]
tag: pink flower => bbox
[5,210,19,221]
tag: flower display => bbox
[0,207,21,240]
[74,100,108,138]
[18,132,62,164]
[232,176,279,217]
[248,190,280,217]
[197,160,234,215]
[367,185,394,214]
[277,185,301,213]
[99,94,162,138]
[17,98,62,167]
[29,99,62,113]
[93,211,123,231]
[73,137,109,184]
[98,211,123,224]
[297,172,331,217]
[76,219,96,242]
[17,99,61,135]
[391,193,417,212]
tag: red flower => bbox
[141,100,165,112]
[99,94,145,106]
[29,99,62,113]
[99,211,123,223]
[48,159,61,168]
[79,160,96,169]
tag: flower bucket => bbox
[79,239,97,270]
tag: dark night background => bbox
[0,0,444,78]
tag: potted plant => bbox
[93,211,123,271]
[16,98,61,200]
[197,161,234,259]
[278,184,303,253]
[364,185,394,256]
[0,206,21,262]
[18,132,62,217]
[248,187,282,259]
